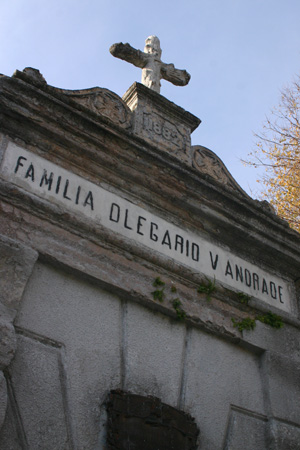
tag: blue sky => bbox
[1,0,300,198]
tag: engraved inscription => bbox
[0,143,292,313]
[143,113,181,147]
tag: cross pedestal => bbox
[123,82,201,164]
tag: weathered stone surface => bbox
[265,352,300,424]
[0,372,7,432]
[0,234,37,433]
[1,64,300,450]
[15,262,122,450]
[242,320,300,360]
[123,82,200,164]
[124,301,185,405]
[224,407,267,450]
[0,133,9,165]
[0,234,38,315]
[182,327,265,449]
[192,145,251,197]
[1,72,299,287]
[11,68,132,131]
[0,390,24,450]
[110,36,190,94]
[14,67,47,87]
[268,419,300,450]
[2,142,292,313]
[0,319,16,370]
[57,86,132,129]
[7,332,72,450]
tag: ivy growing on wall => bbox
[256,312,283,329]
[197,277,216,301]
[150,277,284,331]
[151,277,187,321]
[152,277,165,303]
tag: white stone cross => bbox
[109,36,191,94]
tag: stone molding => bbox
[0,235,38,432]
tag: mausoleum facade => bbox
[0,46,300,449]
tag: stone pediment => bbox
[12,67,132,130]
[56,86,132,130]
[191,145,278,214]
[5,68,278,215]
[191,145,250,198]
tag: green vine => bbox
[151,277,165,303]
[152,289,165,302]
[153,277,165,288]
[232,317,256,332]
[151,277,284,332]
[172,298,186,321]
[197,277,216,301]
[237,292,251,305]
[256,312,284,329]
[232,311,284,333]
[150,278,186,321]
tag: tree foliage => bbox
[246,76,300,232]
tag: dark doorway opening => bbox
[106,390,199,449]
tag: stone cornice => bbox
[0,70,300,282]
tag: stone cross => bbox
[109,36,191,94]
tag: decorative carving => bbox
[59,87,132,129]
[122,83,199,164]
[192,145,250,197]
[142,112,184,149]
[192,146,281,215]
[12,68,132,130]
[110,36,190,94]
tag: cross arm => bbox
[160,62,191,86]
[109,43,147,69]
